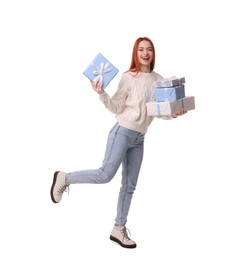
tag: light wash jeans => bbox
[65,123,145,226]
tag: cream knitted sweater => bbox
[99,71,172,133]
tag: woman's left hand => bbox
[91,80,104,94]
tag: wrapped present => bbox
[176,85,185,99]
[146,100,181,116]
[83,53,119,89]
[146,96,195,116]
[153,77,185,88]
[177,96,195,111]
[155,85,185,102]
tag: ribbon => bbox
[92,62,112,86]
[181,98,184,108]
[157,102,161,115]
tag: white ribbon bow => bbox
[92,62,112,86]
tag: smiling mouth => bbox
[141,56,150,61]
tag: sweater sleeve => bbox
[157,115,174,120]
[99,74,129,114]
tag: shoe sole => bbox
[110,235,137,249]
[50,171,60,203]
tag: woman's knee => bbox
[97,169,115,183]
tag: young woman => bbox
[50,37,186,249]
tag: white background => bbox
[0,0,244,259]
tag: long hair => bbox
[127,37,155,74]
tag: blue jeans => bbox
[65,123,145,226]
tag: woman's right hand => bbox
[91,80,104,94]
[172,108,187,118]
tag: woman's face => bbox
[137,40,153,72]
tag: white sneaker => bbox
[110,225,137,248]
[50,171,69,203]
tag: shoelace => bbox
[58,184,69,195]
[121,227,132,241]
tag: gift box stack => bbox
[83,53,119,89]
[146,76,195,116]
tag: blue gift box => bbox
[83,53,119,89]
[175,85,185,99]
[155,85,185,102]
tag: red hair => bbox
[127,37,155,74]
